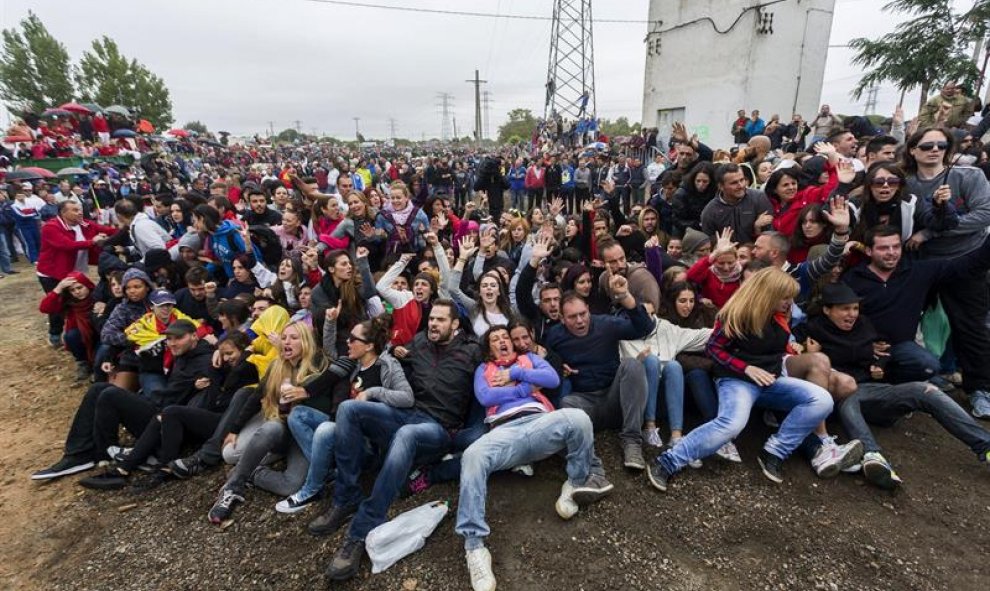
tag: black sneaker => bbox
[647,460,672,492]
[326,538,365,581]
[78,466,129,490]
[130,470,172,493]
[308,503,358,537]
[571,473,615,506]
[31,455,95,481]
[208,489,245,524]
[167,456,207,479]
[758,450,785,484]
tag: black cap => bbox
[163,319,197,337]
[821,283,862,306]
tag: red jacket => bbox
[686,256,740,309]
[36,216,116,279]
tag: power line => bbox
[300,0,658,24]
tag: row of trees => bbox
[0,12,174,127]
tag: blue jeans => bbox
[139,372,168,398]
[685,368,719,421]
[839,382,990,456]
[887,341,939,384]
[642,356,686,431]
[456,409,594,549]
[333,400,453,541]
[510,188,526,210]
[0,231,12,273]
[658,376,833,474]
[287,405,334,500]
[63,328,89,364]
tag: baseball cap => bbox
[163,319,197,337]
[149,289,177,307]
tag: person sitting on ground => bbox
[806,283,990,490]
[544,274,654,472]
[77,330,259,491]
[31,319,215,481]
[647,267,835,491]
[276,313,412,516]
[458,325,613,591]
[686,228,742,309]
[206,320,350,524]
[319,299,482,582]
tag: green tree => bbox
[849,0,982,111]
[600,116,641,137]
[183,120,209,134]
[0,11,73,114]
[276,128,301,142]
[497,108,537,143]
[75,37,174,127]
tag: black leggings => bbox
[121,405,221,472]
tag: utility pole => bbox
[465,69,487,143]
[293,120,302,133]
[453,116,458,141]
[436,92,454,142]
[482,90,493,141]
[267,120,275,138]
[353,117,361,140]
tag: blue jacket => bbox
[744,118,766,137]
[508,166,527,192]
[210,220,262,279]
[544,304,654,392]
[561,165,576,190]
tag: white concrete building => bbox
[642,0,836,148]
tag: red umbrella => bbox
[136,119,155,134]
[17,166,56,178]
[58,102,93,115]
[3,135,32,143]
[167,128,190,138]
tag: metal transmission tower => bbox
[482,90,493,141]
[863,85,879,115]
[436,92,454,142]
[544,0,596,121]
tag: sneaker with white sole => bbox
[811,437,864,478]
[862,451,902,490]
[275,491,320,514]
[715,442,742,463]
[208,488,244,524]
[106,446,131,462]
[623,443,646,470]
[31,455,95,481]
[466,547,496,591]
[570,474,614,509]
[643,427,663,448]
[970,391,990,419]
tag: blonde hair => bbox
[717,267,798,339]
[260,322,328,420]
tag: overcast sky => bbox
[0,0,957,139]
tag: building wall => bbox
[642,0,836,148]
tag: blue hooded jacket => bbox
[210,220,262,278]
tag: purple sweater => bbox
[473,353,560,421]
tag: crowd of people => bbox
[6,85,990,590]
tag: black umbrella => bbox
[4,170,46,181]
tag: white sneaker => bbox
[555,480,579,520]
[811,437,864,478]
[510,464,534,477]
[715,442,742,463]
[643,427,663,448]
[671,436,702,469]
[106,445,131,462]
[466,547,496,591]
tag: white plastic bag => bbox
[366,500,449,574]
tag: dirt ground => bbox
[1,266,989,591]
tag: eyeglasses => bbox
[916,141,949,152]
[870,177,903,187]
[347,334,371,344]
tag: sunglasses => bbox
[870,177,902,187]
[916,141,948,152]
[347,334,371,344]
